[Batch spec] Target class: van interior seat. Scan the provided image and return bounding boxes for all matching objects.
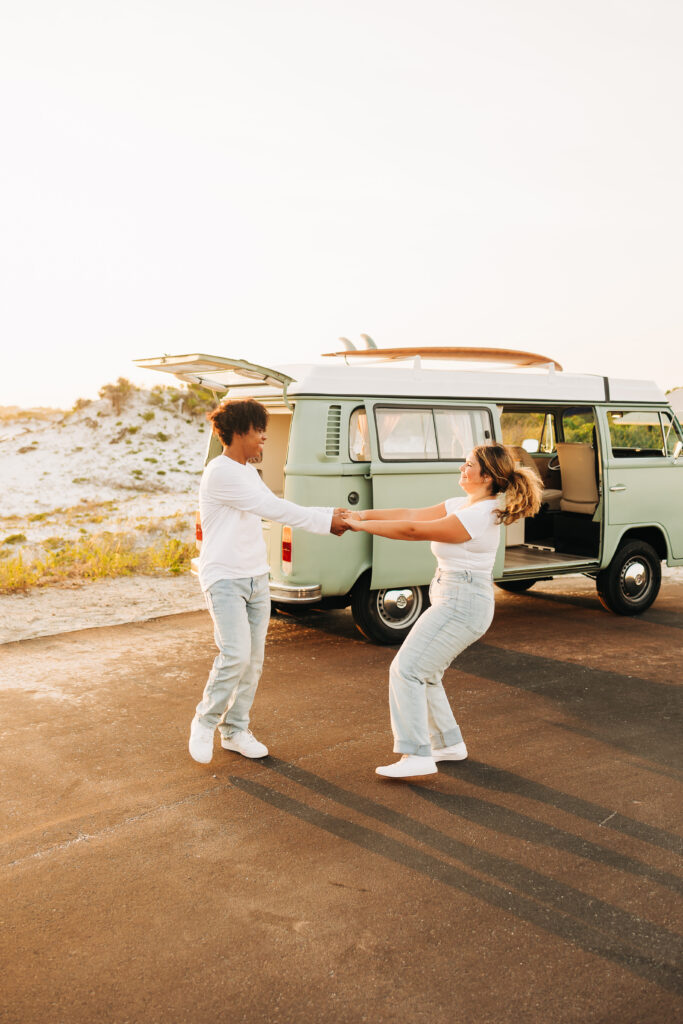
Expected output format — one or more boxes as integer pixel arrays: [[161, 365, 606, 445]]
[[556, 442, 599, 514], [510, 446, 562, 511]]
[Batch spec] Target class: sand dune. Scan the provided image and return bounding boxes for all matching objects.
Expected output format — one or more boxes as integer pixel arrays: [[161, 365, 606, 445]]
[[0, 386, 210, 642]]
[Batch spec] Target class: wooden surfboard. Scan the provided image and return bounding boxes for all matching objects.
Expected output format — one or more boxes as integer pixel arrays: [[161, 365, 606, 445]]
[[321, 345, 563, 371]]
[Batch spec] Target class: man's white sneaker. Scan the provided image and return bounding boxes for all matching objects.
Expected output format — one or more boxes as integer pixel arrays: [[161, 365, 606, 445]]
[[188, 716, 215, 764], [375, 755, 437, 779], [431, 741, 468, 762], [221, 730, 268, 759]]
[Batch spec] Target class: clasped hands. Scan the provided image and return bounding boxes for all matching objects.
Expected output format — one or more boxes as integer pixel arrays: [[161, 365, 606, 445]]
[[330, 508, 364, 536]]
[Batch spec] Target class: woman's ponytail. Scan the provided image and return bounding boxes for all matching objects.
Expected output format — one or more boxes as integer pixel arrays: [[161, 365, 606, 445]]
[[472, 444, 543, 524], [498, 466, 542, 525]]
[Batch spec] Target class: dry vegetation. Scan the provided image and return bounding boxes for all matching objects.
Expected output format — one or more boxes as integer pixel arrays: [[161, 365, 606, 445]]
[[0, 534, 194, 593]]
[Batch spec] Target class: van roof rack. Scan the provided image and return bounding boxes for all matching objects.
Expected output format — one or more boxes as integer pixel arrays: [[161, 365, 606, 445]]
[[321, 345, 563, 371]]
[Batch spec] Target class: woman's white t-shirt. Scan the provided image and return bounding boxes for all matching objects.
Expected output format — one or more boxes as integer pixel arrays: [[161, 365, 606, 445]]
[[430, 496, 501, 574]]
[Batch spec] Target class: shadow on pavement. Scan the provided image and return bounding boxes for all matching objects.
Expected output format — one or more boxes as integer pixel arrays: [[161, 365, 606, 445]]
[[446, 760, 683, 855], [231, 760, 683, 994], [456, 644, 683, 775]]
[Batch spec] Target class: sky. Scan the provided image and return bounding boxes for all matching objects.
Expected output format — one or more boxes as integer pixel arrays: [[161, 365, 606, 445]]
[[1, 0, 682, 409]]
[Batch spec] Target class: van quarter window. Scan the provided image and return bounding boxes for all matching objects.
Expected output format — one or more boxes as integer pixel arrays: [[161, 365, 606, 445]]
[[349, 408, 370, 462], [607, 410, 670, 458], [375, 406, 491, 462]]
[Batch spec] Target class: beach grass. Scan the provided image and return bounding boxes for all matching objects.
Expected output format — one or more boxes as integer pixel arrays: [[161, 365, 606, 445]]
[[0, 534, 194, 593]]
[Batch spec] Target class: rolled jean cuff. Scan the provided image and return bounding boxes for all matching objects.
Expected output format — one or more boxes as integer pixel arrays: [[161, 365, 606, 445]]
[[394, 740, 432, 756], [431, 726, 463, 749]]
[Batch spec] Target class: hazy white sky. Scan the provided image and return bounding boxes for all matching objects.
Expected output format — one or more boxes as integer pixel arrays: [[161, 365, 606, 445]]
[[1, 0, 682, 407]]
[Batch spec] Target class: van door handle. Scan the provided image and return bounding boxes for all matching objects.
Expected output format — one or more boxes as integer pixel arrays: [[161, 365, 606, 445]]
[[609, 484, 627, 492]]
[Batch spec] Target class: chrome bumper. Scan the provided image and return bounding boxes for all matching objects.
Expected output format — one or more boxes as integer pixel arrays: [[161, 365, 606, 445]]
[[269, 581, 322, 604]]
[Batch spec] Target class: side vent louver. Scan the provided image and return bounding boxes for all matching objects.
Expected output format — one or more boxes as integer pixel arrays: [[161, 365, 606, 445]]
[[325, 405, 342, 456]]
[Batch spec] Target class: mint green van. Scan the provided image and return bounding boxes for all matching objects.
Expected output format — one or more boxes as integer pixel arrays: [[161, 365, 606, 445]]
[[136, 348, 683, 644]]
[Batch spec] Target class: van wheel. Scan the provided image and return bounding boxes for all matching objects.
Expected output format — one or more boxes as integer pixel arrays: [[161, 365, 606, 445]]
[[596, 541, 661, 615], [351, 576, 428, 645], [495, 579, 537, 593]]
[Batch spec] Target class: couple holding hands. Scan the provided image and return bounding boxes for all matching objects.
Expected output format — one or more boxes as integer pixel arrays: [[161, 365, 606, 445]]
[[189, 399, 541, 780]]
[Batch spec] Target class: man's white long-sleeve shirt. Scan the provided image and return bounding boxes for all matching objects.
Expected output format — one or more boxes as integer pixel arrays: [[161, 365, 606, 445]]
[[197, 455, 333, 592]]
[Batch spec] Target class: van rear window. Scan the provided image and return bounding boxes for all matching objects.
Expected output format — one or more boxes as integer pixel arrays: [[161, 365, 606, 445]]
[[374, 406, 491, 462]]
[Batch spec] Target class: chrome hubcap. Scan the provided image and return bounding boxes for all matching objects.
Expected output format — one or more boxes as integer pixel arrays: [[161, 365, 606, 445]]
[[377, 588, 422, 627], [621, 559, 649, 598]]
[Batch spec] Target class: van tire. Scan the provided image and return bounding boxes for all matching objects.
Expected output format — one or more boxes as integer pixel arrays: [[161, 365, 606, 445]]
[[351, 576, 428, 645], [495, 579, 537, 593], [596, 541, 661, 615]]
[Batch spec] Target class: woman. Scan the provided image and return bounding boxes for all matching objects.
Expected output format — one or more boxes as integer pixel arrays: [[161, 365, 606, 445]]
[[343, 443, 542, 779]]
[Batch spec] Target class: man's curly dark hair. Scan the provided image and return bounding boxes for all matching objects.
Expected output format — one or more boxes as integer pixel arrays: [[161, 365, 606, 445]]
[[207, 399, 268, 446]]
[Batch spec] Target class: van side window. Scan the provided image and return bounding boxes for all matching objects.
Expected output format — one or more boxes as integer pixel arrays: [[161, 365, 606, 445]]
[[434, 409, 491, 459], [349, 408, 370, 462], [375, 406, 491, 462], [607, 410, 668, 458], [377, 408, 438, 460]]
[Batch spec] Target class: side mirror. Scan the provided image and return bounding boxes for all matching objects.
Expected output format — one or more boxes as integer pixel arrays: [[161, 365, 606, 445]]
[[521, 438, 539, 453], [673, 440, 683, 462]]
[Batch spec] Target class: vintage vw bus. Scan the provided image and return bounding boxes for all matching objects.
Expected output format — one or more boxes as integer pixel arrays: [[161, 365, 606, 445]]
[[135, 344, 683, 644]]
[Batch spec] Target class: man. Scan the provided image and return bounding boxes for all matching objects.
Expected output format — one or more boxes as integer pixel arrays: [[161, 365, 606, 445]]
[[189, 398, 347, 764]]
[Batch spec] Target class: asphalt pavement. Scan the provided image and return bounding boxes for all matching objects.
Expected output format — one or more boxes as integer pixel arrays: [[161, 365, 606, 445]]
[[1, 575, 682, 1024]]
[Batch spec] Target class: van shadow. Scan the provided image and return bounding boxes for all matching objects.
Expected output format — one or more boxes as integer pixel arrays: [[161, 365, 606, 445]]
[[501, 586, 683, 627], [456, 643, 683, 775], [271, 606, 366, 643]]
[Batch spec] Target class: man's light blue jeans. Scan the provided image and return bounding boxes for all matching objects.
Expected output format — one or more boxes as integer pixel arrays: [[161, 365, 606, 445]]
[[195, 574, 271, 739], [388, 570, 495, 756]]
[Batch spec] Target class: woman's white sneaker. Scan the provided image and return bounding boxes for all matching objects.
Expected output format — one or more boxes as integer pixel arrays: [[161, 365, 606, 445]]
[[221, 729, 268, 758], [188, 716, 215, 763], [376, 755, 437, 778], [431, 741, 468, 762]]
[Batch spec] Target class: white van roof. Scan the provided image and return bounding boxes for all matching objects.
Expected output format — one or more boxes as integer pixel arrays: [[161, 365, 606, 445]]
[[287, 364, 665, 404], [133, 353, 666, 405]]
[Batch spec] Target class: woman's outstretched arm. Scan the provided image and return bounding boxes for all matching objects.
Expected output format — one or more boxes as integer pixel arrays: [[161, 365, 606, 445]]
[[350, 502, 447, 523], [343, 512, 471, 544]]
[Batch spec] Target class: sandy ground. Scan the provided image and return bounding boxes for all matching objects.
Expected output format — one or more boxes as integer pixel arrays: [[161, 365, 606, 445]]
[[0, 573, 207, 645]]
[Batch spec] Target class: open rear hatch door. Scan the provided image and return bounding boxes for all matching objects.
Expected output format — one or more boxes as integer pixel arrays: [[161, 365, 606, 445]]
[[133, 353, 295, 396]]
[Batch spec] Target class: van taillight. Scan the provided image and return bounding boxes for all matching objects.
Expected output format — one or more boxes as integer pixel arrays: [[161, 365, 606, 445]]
[[282, 526, 292, 575], [195, 511, 203, 544]]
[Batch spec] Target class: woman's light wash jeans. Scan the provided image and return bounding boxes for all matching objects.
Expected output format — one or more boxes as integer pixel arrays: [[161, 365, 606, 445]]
[[389, 570, 495, 756], [195, 574, 271, 738]]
